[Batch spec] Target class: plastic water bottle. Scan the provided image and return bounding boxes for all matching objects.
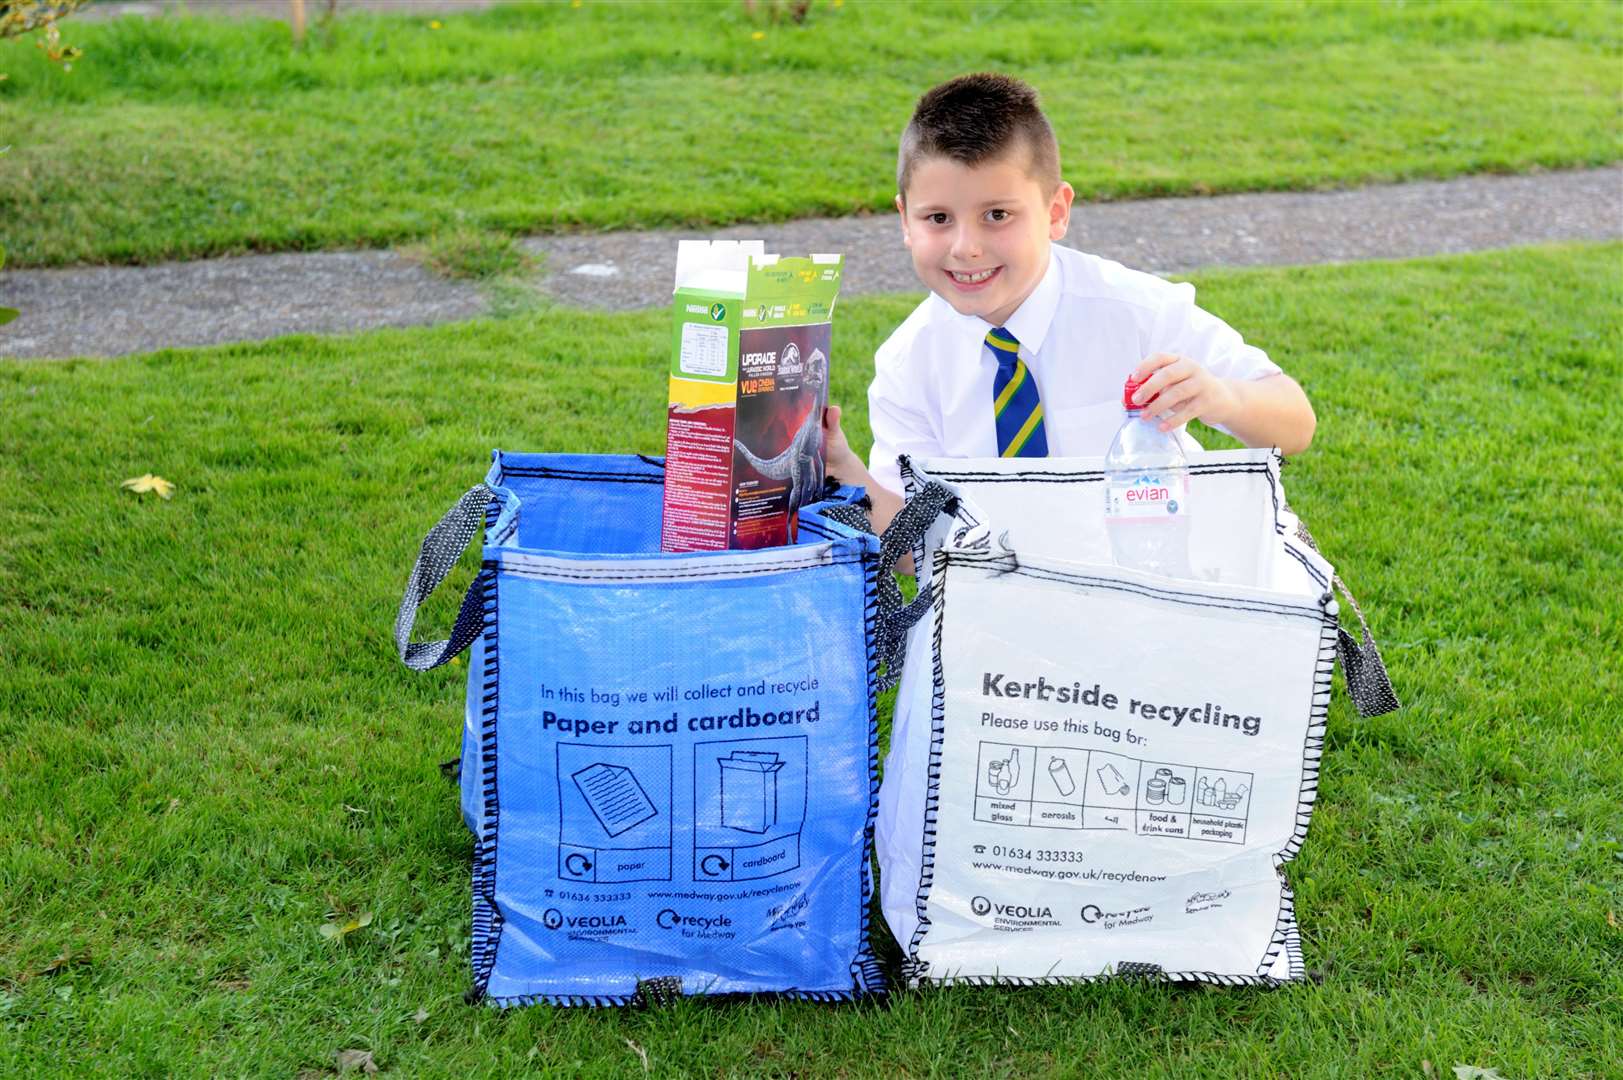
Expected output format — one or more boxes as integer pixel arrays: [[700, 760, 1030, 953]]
[[1103, 374, 1194, 578]]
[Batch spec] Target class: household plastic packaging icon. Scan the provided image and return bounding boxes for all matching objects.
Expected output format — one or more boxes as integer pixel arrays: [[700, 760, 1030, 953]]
[[1198, 776, 1249, 811]]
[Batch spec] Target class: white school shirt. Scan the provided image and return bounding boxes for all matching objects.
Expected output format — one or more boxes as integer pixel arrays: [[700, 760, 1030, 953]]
[[866, 244, 1283, 496]]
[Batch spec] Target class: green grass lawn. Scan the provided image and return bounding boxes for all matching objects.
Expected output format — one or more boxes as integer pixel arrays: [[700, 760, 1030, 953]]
[[0, 0, 1618, 267], [1, 243, 1620, 1075]]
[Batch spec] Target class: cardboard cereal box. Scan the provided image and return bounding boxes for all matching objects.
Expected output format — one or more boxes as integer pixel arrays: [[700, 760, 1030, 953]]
[[661, 241, 843, 552]]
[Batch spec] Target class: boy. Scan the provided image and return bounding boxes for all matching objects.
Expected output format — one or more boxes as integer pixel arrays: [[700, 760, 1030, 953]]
[[822, 73, 1315, 538]]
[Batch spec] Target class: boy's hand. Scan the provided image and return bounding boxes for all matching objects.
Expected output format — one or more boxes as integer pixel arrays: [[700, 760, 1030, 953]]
[[819, 402, 906, 549], [1131, 353, 1241, 433], [821, 404, 864, 483]]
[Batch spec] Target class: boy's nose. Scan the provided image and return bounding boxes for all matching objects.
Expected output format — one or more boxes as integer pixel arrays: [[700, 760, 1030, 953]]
[[949, 226, 982, 261]]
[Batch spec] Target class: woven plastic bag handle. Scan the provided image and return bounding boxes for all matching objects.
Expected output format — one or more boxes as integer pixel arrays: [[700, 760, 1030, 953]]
[[394, 484, 498, 671]]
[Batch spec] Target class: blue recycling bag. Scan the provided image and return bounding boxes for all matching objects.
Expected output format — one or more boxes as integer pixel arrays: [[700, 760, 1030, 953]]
[[395, 452, 886, 1006]]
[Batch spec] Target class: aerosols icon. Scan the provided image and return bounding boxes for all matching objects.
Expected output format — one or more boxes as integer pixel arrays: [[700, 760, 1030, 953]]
[[1048, 757, 1076, 797]]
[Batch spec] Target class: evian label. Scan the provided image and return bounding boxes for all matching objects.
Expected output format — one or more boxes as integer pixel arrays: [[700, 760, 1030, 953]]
[[1105, 472, 1189, 520]]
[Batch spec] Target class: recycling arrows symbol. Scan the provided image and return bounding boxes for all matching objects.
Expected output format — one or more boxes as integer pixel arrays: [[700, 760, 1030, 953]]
[[700, 854, 731, 877], [564, 852, 594, 877]]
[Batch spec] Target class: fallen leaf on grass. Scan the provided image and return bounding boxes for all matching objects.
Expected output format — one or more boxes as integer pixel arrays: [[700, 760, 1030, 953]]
[[624, 1037, 649, 1073], [412, 1007, 429, 1024], [336, 1048, 378, 1074], [9, 948, 90, 985], [120, 474, 175, 499], [1422, 1063, 1434, 1078], [1608, 909, 1617, 929], [318, 911, 374, 941], [1453, 1067, 1506, 1080]]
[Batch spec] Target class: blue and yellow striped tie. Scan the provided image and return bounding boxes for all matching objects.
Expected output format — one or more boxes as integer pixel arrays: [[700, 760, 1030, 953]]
[[987, 327, 1048, 457]]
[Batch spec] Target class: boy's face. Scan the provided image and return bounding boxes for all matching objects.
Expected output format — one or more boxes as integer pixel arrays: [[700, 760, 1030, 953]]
[[897, 150, 1074, 328]]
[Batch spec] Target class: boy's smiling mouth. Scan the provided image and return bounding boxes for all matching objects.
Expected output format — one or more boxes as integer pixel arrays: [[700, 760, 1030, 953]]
[[946, 266, 1002, 287]]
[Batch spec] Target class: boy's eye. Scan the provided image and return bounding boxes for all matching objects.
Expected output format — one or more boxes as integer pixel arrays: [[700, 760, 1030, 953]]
[[986, 209, 1010, 222], [926, 212, 949, 225]]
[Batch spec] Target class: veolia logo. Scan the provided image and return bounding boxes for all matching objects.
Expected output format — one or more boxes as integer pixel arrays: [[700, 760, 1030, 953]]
[[541, 907, 628, 932], [708, 303, 726, 322], [971, 895, 992, 916]]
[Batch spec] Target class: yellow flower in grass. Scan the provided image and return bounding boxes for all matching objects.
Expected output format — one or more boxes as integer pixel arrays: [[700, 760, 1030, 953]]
[[120, 474, 175, 499]]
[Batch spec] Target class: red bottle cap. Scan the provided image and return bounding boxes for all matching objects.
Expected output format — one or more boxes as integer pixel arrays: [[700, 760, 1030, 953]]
[[1123, 374, 1152, 409]]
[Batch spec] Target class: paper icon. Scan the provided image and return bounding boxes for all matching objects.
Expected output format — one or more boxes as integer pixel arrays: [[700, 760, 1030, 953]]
[[572, 762, 658, 837], [719, 750, 786, 834]]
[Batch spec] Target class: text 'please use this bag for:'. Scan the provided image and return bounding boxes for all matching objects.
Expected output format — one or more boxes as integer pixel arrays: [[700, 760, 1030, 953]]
[[395, 452, 892, 1006], [876, 448, 1398, 988]]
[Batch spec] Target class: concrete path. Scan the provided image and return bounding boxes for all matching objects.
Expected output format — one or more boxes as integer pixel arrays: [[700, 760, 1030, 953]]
[[3, 166, 1619, 361]]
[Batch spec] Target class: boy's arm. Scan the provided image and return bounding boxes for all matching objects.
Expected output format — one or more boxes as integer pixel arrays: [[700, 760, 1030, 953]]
[[1131, 355, 1316, 455], [1142, 292, 1315, 454]]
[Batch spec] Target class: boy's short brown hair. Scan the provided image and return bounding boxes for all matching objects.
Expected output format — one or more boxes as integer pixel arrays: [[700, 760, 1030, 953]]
[[897, 73, 1061, 200]]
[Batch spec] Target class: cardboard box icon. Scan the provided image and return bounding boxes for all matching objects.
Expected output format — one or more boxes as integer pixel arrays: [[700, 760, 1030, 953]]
[[661, 240, 843, 552], [718, 750, 786, 834]]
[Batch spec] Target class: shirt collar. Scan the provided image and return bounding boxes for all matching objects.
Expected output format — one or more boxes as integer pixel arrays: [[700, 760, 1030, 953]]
[[982, 248, 1062, 354]]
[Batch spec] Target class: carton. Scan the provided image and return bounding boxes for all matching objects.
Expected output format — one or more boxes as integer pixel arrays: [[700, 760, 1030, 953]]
[[661, 241, 843, 552], [718, 750, 786, 835]]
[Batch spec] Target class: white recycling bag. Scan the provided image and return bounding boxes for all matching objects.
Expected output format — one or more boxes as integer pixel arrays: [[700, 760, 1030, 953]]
[[876, 448, 1397, 987]]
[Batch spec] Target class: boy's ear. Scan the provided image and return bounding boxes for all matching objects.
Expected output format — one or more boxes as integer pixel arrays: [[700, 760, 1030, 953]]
[[895, 194, 912, 248], [1048, 181, 1076, 241]]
